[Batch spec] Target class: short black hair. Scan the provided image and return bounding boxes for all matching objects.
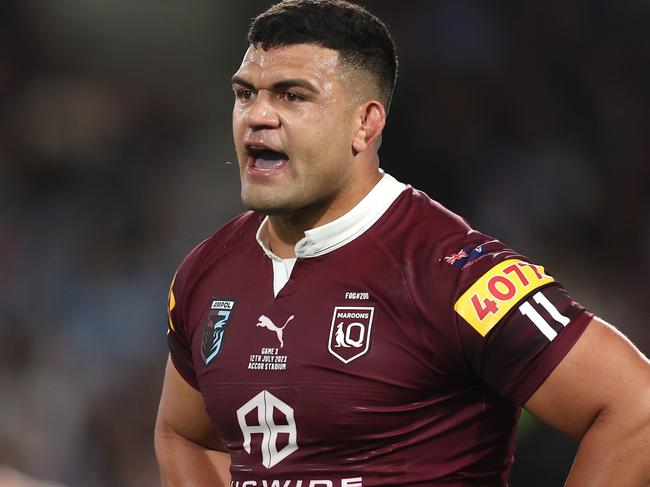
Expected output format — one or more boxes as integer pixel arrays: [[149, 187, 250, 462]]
[[248, 0, 398, 109]]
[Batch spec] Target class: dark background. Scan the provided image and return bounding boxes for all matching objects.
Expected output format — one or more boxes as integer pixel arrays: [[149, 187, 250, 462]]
[[1, 1, 648, 485]]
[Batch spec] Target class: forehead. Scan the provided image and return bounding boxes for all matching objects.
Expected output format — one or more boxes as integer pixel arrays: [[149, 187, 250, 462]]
[[234, 43, 342, 86]]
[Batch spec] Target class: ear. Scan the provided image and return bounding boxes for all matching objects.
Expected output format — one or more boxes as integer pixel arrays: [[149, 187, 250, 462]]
[[352, 101, 386, 154]]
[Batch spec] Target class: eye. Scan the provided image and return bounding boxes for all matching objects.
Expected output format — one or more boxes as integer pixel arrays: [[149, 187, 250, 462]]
[[235, 89, 253, 101], [283, 91, 303, 102]]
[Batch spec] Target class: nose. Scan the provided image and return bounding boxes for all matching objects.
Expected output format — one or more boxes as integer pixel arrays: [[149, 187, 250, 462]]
[[246, 92, 280, 129]]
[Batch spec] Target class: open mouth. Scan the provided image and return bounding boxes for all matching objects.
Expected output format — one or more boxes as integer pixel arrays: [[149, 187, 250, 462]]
[[246, 146, 289, 171]]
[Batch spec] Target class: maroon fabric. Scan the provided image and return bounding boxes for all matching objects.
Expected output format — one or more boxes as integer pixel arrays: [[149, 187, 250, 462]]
[[166, 187, 590, 486]]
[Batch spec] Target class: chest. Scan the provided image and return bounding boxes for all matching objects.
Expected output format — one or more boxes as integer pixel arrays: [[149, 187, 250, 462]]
[[185, 249, 466, 452]]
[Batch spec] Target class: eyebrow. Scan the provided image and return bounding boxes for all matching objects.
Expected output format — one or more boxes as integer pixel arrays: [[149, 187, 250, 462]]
[[230, 75, 321, 95]]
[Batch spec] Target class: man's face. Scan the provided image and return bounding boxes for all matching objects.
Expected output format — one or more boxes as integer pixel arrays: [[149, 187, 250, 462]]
[[232, 43, 361, 216]]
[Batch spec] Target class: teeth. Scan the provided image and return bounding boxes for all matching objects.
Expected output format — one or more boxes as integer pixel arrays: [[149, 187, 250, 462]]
[[247, 147, 287, 159], [248, 146, 272, 157]]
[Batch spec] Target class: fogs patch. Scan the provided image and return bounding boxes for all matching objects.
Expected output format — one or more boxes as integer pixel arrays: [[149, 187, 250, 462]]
[[201, 298, 236, 366], [328, 306, 374, 364]]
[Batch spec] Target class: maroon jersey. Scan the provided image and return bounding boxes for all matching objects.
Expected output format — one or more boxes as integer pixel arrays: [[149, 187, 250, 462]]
[[167, 174, 591, 486]]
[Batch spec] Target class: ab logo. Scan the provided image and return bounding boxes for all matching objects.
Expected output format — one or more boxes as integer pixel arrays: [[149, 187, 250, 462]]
[[236, 390, 298, 468], [328, 306, 374, 364]]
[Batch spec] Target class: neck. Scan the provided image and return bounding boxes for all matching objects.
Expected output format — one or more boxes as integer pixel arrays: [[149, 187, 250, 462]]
[[266, 215, 310, 258], [266, 169, 383, 258]]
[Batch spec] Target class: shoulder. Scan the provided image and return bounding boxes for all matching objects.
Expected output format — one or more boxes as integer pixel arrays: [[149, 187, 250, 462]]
[[171, 210, 263, 302], [389, 186, 472, 233], [375, 185, 533, 311], [377, 186, 510, 268]]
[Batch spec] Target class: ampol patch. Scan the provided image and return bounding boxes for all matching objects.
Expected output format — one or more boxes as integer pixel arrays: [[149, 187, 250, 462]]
[[201, 298, 236, 365]]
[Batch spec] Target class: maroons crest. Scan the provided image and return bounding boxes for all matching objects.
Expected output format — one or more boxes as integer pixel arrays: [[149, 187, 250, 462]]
[[201, 298, 236, 366], [328, 306, 374, 364]]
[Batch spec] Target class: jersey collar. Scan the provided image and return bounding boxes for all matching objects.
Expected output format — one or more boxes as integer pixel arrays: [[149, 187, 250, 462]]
[[256, 171, 406, 259]]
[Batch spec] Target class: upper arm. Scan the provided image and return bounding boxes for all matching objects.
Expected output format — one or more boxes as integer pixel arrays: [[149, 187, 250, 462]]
[[524, 316, 650, 439], [155, 357, 230, 486], [155, 356, 226, 451]]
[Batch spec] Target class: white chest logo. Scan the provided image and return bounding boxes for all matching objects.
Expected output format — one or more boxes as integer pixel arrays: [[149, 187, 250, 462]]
[[328, 306, 374, 364], [237, 390, 298, 468], [256, 314, 294, 348]]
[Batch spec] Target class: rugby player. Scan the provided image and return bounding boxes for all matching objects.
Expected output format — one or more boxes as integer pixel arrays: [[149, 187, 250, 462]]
[[154, 1, 650, 485]]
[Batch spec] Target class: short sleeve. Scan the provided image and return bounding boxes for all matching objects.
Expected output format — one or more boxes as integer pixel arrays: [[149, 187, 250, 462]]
[[165, 242, 208, 391], [448, 238, 592, 405]]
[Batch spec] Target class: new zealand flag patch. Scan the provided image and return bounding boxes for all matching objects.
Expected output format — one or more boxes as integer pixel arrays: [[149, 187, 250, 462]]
[[201, 298, 236, 366]]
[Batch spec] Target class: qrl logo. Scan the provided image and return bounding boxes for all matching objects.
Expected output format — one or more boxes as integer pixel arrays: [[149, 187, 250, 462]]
[[237, 390, 298, 468], [328, 307, 374, 364]]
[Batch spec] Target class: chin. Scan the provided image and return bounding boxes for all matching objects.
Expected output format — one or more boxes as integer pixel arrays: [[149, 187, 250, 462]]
[[241, 194, 290, 215]]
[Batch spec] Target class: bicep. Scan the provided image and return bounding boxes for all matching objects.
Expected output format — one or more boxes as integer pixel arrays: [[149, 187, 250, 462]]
[[155, 356, 230, 486], [524, 316, 650, 440], [156, 355, 226, 451]]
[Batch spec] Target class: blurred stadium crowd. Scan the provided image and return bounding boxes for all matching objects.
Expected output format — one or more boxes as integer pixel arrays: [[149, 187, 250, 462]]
[[0, 1, 648, 486]]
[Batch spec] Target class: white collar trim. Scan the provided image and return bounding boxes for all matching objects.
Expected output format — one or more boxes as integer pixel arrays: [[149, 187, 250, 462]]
[[256, 172, 406, 259]]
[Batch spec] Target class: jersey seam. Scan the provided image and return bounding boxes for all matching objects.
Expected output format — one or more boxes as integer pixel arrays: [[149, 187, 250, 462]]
[[446, 240, 487, 383], [450, 268, 475, 379], [173, 212, 260, 375], [179, 212, 260, 325], [370, 233, 433, 359]]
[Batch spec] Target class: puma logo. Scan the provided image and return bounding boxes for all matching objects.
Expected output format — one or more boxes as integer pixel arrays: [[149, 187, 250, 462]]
[[256, 315, 294, 348]]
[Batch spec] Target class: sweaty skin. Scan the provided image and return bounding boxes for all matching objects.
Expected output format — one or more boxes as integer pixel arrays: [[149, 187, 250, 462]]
[[156, 41, 650, 487], [231, 44, 385, 256], [156, 42, 387, 485]]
